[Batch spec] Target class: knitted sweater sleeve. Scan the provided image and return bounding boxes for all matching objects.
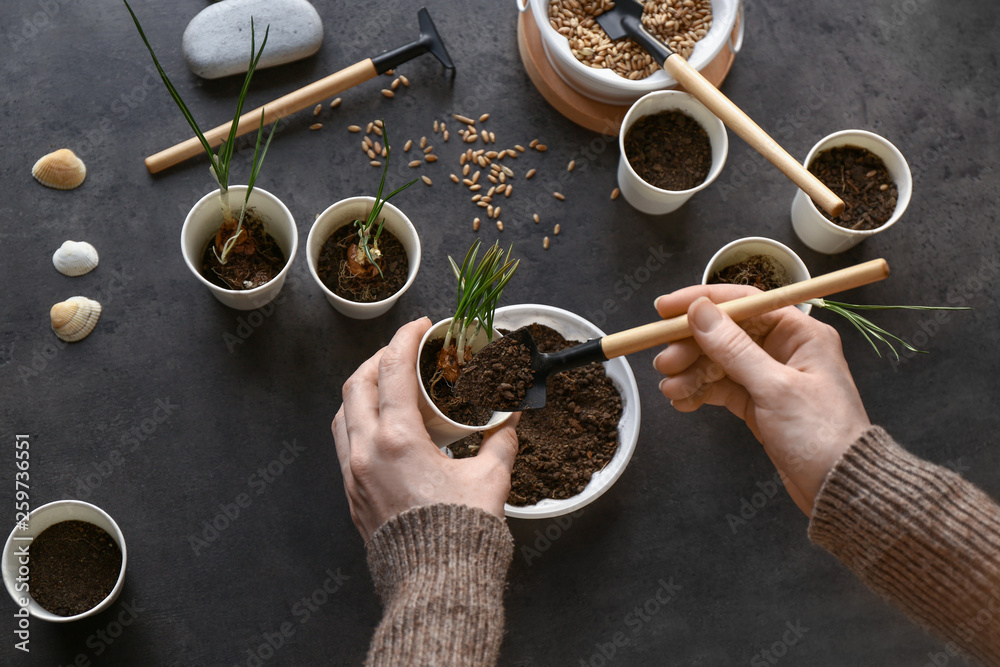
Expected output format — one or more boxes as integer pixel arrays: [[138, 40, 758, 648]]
[[809, 426, 1000, 664], [364, 503, 514, 667]]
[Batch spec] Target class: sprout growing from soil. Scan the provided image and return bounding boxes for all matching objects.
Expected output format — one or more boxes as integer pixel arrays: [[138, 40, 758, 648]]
[[806, 299, 971, 360], [435, 240, 519, 382], [347, 123, 415, 279], [124, 1, 278, 266]]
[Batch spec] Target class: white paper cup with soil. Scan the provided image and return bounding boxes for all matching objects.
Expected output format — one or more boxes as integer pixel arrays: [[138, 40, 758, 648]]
[[703, 236, 813, 315], [417, 318, 514, 448], [3, 500, 126, 622], [791, 130, 912, 254], [181, 186, 298, 311], [307, 197, 420, 319], [447, 304, 641, 519], [618, 90, 728, 215]]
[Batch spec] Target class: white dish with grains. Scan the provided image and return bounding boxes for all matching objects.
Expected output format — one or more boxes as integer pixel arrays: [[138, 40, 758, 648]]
[[519, 0, 743, 105]]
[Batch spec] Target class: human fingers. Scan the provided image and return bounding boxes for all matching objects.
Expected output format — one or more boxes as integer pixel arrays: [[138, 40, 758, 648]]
[[666, 377, 751, 419], [332, 405, 352, 475], [652, 338, 703, 376], [656, 355, 727, 400], [377, 318, 433, 426], [340, 347, 387, 446], [474, 413, 521, 475], [654, 284, 761, 319]]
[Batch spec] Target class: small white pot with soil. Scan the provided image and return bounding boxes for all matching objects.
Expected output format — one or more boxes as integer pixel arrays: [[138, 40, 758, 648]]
[[446, 304, 641, 520], [2, 500, 126, 622], [416, 318, 514, 448], [703, 236, 813, 315], [307, 197, 421, 320], [791, 130, 912, 254], [618, 90, 728, 215], [181, 186, 298, 311]]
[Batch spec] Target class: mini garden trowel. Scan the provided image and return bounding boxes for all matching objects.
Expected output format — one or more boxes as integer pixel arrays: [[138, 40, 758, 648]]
[[460, 259, 890, 410], [595, 0, 844, 217], [145, 7, 454, 173]]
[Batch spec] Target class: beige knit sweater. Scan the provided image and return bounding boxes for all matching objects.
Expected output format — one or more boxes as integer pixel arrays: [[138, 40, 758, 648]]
[[365, 427, 1000, 665]]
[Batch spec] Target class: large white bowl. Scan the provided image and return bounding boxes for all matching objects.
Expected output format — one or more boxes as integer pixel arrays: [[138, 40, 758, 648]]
[[490, 304, 641, 519], [520, 0, 743, 105]]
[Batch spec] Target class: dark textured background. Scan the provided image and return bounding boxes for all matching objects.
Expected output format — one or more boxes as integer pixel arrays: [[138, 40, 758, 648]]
[[1, 0, 998, 665]]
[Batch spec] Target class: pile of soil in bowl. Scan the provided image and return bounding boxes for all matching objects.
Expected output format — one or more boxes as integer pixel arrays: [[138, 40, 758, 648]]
[[420, 337, 493, 427], [809, 145, 898, 230], [200, 207, 286, 290], [708, 254, 791, 292], [455, 331, 535, 412], [451, 323, 623, 506], [316, 225, 408, 303], [30, 520, 122, 617], [623, 110, 712, 191]]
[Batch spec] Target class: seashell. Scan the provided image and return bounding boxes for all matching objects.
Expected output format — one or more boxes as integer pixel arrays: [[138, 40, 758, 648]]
[[52, 240, 99, 277], [50, 296, 102, 343], [32, 149, 87, 190]]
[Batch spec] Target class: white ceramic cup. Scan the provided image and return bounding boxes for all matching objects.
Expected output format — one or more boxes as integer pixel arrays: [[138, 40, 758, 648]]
[[489, 304, 641, 519], [791, 130, 912, 254], [181, 186, 298, 310], [618, 91, 729, 215], [416, 318, 514, 448], [702, 236, 813, 315], [3, 500, 127, 622], [307, 197, 421, 320]]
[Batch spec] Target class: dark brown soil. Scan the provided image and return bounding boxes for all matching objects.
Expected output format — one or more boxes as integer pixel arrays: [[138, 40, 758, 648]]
[[200, 207, 286, 290], [708, 254, 790, 291], [452, 324, 623, 506], [316, 224, 409, 303], [809, 145, 898, 230], [419, 337, 492, 427], [623, 110, 712, 191], [30, 520, 122, 617], [455, 330, 535, 411]]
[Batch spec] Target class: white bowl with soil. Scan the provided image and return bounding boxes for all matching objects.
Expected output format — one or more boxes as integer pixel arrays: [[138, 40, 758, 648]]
[[791, 130, 912, 254], [417, 318, 515, 448], [703, 237, 812, 315], [2, 500, 126, 622], [307, 197, 421, 320], [449, 304, 641, 519], [618, 90, 728, 215], [181, 186, 298, 311], [518, 0, 744, 106]]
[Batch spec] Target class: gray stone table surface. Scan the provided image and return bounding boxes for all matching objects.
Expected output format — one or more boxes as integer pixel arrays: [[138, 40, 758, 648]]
[[1, 0, 998, 665]]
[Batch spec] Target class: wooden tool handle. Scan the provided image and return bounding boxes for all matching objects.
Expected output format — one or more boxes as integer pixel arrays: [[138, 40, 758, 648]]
[[145, 59, 378, 174], [663, 55, 845, 218], [601, 258, 889, 358]]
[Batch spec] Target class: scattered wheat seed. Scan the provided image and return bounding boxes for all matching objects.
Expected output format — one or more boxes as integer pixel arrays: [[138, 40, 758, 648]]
[[464, 134, 477, 143], [367, 149, 377, 159], [450, 174, 460, 183], [363, 136, 373, 149], [423, 145, 434, 154], [313, 104, 322, 116], [381, 89, 395, 98], [453, 113, 476, 125], [373, 126, 383, 137], [497, 220, 504, 231], [399, 74, 409, 87], [472, 194, 482, 202], [470, 184, 482, 192], [422, 175, 432, 186], [309, 122, 323, 130], [879, 183, 889, 191], [529, 139, 539, 148], [366, 122, 373, 133], [477, 201, 489, 208], [374, 141, 383, 154], [404, 139, 413, 152], [543, 236, 550, 250], [487, 186, 496, 197], [408, 160, 422, 168], [479, 113, 490, 122], [374, 119, 384, 128], [526, 168, 537, 179], [536, 144, 548, 152], [472, 171, 481, 184], [460, 154, 468, 166], [391, 78, 400, 90], [481, 196, 492, 203], [611, 187, 621, 200], [463, 164, 470, 176], [370, 160, 382, 167], [553, 191, 565, 200], [478, 156, 488, 168], [554, 224, 561, 235], [381, 148, 387, 157], [515, 144, 526, 152], [499, 173, 506, 184], [493, 206, 501, 218], [433, 120, 440, 133], [348, 125, 362, 133], [504, 184, 513, 197], [463, 178, 474, 186], [567, 160, 576, 171], [501, 165, 514, 177], [533, 213, 540, 223], [488, 175, 498, 184], [489, 131, 496, 143], [486, 151, 499, 159], [384, 69, 394, 76], [473, 218, 481, 231], [487, 205, 494, 217], [330, 97, 342, 108], [506, 149, 518, 158]]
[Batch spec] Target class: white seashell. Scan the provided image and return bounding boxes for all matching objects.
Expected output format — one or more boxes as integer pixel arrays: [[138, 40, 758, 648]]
[[52, 241, 99, 277], [50, 297, 102, 343], [32, 149, 87, 190]]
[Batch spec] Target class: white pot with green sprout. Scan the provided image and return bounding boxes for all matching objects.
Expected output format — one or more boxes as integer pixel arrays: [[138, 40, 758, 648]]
[[307, 123, 419, 319], [125, 2, 297, 310], [416, 240, 519, 448]]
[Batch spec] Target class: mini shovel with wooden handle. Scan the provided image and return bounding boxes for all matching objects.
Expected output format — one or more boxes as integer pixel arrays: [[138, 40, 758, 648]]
[[144, 8, 454, 174], [597, 0, 845, 217], [462, 259, 889, 410]]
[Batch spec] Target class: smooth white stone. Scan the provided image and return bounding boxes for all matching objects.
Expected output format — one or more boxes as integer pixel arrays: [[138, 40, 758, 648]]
[[183, 0, 323, 79]]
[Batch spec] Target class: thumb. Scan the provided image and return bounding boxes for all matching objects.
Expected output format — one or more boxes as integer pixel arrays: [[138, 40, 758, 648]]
[[688, 297, 782, 393], [475, 413, 521, 474]]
